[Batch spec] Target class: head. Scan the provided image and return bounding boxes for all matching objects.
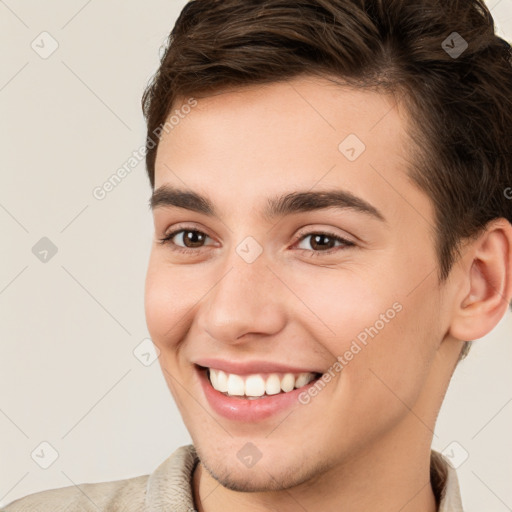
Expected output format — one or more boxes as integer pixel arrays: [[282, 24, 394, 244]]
[[142, 0, 512, 493]]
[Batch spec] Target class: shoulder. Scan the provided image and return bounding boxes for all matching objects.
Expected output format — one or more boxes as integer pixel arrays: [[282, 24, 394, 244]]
[[2, 473, 149, 512], [2, 445, 198, 512]]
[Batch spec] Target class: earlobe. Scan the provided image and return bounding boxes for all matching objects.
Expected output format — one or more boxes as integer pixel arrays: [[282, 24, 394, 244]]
[[450, 219, 512, 342]]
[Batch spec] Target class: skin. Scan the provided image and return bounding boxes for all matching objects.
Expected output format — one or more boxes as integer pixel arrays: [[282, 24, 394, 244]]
[[144, 75, 512, 512]]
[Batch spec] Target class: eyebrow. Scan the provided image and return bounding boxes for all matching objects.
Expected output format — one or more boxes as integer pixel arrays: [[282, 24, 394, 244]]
[[149, 185, 386, 223]]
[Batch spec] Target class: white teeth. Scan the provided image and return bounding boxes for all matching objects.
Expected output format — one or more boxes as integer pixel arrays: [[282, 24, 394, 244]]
[[227, 373, 245, 396], [216, 370, 228, 393], [265, 374, 282, 395], [294, 373, 310, 388], [245, 375, 266, 397], [209, 368, 219, 389], [208, 369, 318, 397], [280, 373, 295, 392]]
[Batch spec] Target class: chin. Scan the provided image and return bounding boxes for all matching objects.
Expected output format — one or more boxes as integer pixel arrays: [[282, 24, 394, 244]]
[[203, 460, 302, 492], [195, 441, 329, 493]]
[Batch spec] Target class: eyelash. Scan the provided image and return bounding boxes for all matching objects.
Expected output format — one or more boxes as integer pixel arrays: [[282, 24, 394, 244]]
[[158, 225, 355, 257]]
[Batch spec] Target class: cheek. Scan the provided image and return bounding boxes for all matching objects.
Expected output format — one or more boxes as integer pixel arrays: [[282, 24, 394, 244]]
[[336, 286, 441, 423], [297, 258, 439, 396], [144, 258, 193, 348], [287, 264, 391, 347]]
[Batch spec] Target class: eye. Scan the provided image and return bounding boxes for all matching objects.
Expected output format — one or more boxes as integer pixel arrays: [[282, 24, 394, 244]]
[[158, 227, 215, 254], [293, 230, 355, 256], [158, 226, 355, 257]]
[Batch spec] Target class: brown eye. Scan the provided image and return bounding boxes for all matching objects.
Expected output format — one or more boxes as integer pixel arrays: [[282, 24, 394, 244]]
[[175, 230, 208, 248], [296, 232, 354, 253], [159, 228, 214, 253], [308, 233, 338, 251]]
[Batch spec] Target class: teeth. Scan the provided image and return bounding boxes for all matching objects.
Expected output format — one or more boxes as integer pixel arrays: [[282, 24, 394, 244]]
[[281, 373, 295, 392], [208, 369, 318, 397], [294, 373, 310, 388], [227, 373, 245, 396], [265, 374, 281, 395], [245, 375, 266, 397], [209, 369, 229, 393], [209, 368, 218, 388], [216, 370, 228, 392]]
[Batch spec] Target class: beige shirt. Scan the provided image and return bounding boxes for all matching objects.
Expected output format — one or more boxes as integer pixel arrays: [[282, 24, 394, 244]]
[[3, 445, 464, 511]]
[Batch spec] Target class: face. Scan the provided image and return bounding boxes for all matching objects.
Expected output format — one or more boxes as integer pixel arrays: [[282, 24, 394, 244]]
[[145, 75, 452, 492]]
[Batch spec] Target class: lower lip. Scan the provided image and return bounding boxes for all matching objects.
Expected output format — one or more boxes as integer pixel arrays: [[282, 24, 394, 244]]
[[197, 367, 320, 422]]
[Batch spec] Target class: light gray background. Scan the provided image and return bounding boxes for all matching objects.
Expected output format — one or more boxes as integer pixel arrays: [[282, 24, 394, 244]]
[[1, 1, 511, 510]]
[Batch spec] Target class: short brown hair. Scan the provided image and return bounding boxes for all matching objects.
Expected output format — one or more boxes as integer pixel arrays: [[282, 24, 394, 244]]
[[141, 0, 512, 358]]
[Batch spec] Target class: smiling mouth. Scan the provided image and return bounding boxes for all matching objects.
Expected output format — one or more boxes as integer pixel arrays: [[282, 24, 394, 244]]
[[200, 366, 323, 399]]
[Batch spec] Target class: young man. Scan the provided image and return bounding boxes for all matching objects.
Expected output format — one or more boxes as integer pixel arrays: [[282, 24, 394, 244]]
[[4, 0, 512, 511]]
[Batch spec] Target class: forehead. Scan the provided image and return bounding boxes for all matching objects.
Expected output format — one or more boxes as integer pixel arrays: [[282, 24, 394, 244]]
[[153, 76, 432, 226]]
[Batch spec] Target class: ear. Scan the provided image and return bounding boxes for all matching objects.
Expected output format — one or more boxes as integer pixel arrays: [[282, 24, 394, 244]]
[[449, 218, 512, 342]]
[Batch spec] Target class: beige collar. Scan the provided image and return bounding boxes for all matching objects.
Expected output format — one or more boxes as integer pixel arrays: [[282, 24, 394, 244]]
[[432, 450, 464, 511]]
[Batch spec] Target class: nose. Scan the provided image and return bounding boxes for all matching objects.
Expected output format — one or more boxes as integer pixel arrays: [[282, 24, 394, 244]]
[[196, 250, 287, 344]]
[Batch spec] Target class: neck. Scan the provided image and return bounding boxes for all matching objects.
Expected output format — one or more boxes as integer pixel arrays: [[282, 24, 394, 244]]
[[192, 422, 438, 512]]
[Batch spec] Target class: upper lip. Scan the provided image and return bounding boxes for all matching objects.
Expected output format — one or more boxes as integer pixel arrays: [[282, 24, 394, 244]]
[[194, 357, 323, 375]]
